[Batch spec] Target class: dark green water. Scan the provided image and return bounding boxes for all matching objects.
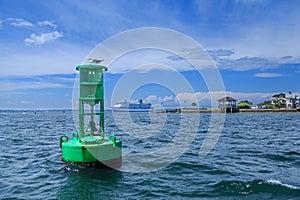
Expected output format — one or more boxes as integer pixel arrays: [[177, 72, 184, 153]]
[[0, 111, 299, 199]]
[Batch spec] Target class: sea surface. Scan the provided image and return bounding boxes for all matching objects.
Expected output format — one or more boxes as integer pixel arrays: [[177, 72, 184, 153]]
[[0, 110, 299, 199]]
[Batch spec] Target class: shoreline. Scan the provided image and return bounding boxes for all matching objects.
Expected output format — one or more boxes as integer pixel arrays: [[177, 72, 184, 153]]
[[239, 108, 299, 113], [155, 108, 300, 113]]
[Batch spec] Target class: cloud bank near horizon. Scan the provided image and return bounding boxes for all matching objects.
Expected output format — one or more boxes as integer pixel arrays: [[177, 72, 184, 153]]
[[144, 91, 300, 108]]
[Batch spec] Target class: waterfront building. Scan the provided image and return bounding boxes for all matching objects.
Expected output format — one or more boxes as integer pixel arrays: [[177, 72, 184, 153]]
[[271, 93, 297, 109], [218, 96, 239, 113]]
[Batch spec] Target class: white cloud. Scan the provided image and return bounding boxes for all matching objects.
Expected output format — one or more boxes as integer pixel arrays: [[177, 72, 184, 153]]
[[206, 49, 282, 71], [0, 43, 90, 76], [104, 49, 196, 74], [205, 49, 300, 72], [210, 91, 275, 104], [6, 18, 34, 27], [2, 18, 58, 29], [197, 2, 300, 62], [144, 91, 283, 107], [0, 80, 66, 92], [254, 73, 284, 78], [20, 101, 33, 104], [234, 0, 267, 4], [24, 31, 63, 46], [145, 95, 174, 104], [208, 49, 235, 57], [37, 20, 57, 28], [132, 64, 175, 73]]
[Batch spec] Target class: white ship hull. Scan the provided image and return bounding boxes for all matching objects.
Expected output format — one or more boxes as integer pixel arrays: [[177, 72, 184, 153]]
[[111, 108, 153, 112], [112, 100, 152, 112]]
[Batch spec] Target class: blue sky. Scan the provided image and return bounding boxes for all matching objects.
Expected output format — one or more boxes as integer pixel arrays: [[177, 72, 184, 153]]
[[0, 0, 300, 109]]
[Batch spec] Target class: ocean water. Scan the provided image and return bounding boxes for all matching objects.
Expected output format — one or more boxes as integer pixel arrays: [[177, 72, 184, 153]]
[[0, 110, 299, 199]]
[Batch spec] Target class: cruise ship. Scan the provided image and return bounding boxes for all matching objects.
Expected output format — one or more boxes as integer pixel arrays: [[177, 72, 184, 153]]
[[112, 100, 152, 112]]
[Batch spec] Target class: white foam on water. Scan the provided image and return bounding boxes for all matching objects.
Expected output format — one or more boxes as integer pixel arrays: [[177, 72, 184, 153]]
[[266, 179, 298, 190], [65, 166, 71, 171]]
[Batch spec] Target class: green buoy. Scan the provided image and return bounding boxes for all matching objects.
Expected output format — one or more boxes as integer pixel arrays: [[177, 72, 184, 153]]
[[60, 63, 122, 168]]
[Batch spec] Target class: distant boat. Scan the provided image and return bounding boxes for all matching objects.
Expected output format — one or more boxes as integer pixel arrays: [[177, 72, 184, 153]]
[[112, 99, 152, 112]]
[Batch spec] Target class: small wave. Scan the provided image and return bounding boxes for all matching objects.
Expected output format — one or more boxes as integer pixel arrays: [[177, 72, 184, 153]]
[[168, 161, 235, 177], [211, 179, 300, 197], [65, 166, 71, 171], [64, 166, 79, 172], [263, 153, 295, 162], [266, 179, 298, 190], [286, 151, 300, 156], [236, 149, 263, 154]]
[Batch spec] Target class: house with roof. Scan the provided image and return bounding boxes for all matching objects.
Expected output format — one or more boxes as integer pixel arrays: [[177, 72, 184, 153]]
[[271, 93, 298, 109]]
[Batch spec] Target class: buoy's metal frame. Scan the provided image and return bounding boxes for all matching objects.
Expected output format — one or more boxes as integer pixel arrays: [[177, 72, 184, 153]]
[[60, 64, 122, 168]]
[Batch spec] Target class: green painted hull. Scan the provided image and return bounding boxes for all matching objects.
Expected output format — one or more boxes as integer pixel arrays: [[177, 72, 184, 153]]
[[61, 135, 122, 168]]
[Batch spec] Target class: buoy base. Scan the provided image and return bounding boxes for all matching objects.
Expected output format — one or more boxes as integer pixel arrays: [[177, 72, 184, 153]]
[[60, 133, 122, 169]]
